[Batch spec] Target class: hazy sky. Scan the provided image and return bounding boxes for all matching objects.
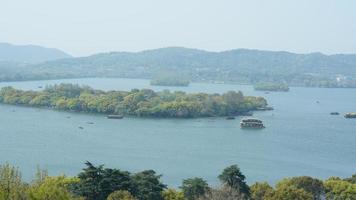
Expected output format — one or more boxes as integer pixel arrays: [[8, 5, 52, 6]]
[[1, 0, 356, 56]]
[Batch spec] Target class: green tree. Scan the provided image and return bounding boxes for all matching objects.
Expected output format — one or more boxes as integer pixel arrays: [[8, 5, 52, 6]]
[[131, 170, 166, 200], [75, 162, 133, 200], [107, 190, 136, 200], [218, 165, 250, 197], [276, 176, 324, 200], [250, 182, 274, 200], [344, 174, 356, 184], [181, 178, 210, 200], [28, 176, 81, 200], [266, 185, 313, 200], [198, 186, 245, 200], [0, 163, 27, 200], [324, 178, 356, 200], [162, 188, 186, 200]]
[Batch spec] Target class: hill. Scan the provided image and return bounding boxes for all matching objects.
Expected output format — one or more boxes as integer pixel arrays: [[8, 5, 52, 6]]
[[2, 47, 356, 87], [0, 42, 71, 63]]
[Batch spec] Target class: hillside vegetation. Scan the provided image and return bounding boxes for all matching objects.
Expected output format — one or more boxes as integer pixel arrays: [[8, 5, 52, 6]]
[[1, 47, 356, 87]]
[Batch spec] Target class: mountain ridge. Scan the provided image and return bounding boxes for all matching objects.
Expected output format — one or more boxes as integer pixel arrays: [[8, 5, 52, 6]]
[[1, 46, 356, 87], [0, 42, 72, 63]]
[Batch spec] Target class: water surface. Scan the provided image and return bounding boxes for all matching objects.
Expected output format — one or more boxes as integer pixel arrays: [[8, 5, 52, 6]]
[[0, 78, 355, 187]]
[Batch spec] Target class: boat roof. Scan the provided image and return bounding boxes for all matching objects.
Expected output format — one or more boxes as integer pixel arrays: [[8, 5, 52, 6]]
[[241, 117, 261, 120]]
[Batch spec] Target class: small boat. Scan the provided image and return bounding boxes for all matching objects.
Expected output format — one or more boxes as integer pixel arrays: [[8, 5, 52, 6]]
[[107, 115, 124, 119], [240, 118, 265, 129], [344, 113, 356, 118], [78, 126, 84, 129], [38, 86, 43, 89], [330, 112, 340, 115], [226, 116, 235, 120]]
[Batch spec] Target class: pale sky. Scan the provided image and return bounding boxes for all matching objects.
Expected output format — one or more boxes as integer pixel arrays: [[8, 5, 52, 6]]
[[1, 0, 356, 56]]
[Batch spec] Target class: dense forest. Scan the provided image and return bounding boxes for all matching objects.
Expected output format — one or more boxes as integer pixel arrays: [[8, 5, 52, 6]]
[[0, 162, 355, 200], [0, 84, 267, 118], [254, 83, 289, 92], [1, 47, 356, 88]]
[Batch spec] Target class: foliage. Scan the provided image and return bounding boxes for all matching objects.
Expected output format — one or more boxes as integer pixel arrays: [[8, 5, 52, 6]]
[[28, 176, 81, 200], [0, 162, 355, 200], [131, 170, 166, 200], [218, 165, 250, 198], [265, 185, 313, 200], [250, 182, 274, 200], [344, 174, 356, 184], [276, 176, 324, 200], [0, 84, 268, 118], [181, 178, 210, 200], [0, 163, 27, 200], [107, 190, 136, 200], [324, 177, 356, 200], [75, 162, 133, 200], [198, 186, 245, 200], [162, 188, 186, 200]]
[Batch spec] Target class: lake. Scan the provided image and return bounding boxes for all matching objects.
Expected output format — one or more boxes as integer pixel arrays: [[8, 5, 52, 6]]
[[0, 78, 355, 187]]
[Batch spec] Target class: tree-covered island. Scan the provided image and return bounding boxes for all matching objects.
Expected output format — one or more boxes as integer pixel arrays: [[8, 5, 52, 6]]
[[254, 82, 290, 92], [150, 77, 190, 87], [0, 84, 268, 118]]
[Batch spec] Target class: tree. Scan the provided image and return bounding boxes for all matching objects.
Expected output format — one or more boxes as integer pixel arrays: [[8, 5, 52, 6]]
[[131, 170, 166, 200], [265, 185, 313, 200], [28, 176, 81, 200], [75, 162, 133, 200], [344, 174, 356, 184], [324, 178, 356, 200], [33, 166, 49, 185], [198, 186, 245, 200], [181, 178, 210, 200], [218, 165, 250, 197], [276, 176, 324, 200], [162, 188, 186, 200], [107, 190, 136, 200], [0, 163, 27, 200], [222, 91, 244, 114], [250, 182, 274, 200]]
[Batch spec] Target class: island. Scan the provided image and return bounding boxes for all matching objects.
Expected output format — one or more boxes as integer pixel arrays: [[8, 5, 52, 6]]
[[0, 83, 268, 118], [150, 77, 190, 87], [254, 82, 290, 92]]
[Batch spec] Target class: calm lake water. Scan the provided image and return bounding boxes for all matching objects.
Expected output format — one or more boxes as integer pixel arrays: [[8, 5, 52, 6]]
[[0, 78, 356, 187]]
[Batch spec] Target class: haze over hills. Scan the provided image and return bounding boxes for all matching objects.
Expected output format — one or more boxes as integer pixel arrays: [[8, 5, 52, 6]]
[[1, 45, 356, 87], [0, 42, 71, 63]]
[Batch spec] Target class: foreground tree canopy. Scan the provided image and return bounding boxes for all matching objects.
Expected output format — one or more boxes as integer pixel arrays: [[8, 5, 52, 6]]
[[0, 84, 268, 118], [1, 162, 355, 200]]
